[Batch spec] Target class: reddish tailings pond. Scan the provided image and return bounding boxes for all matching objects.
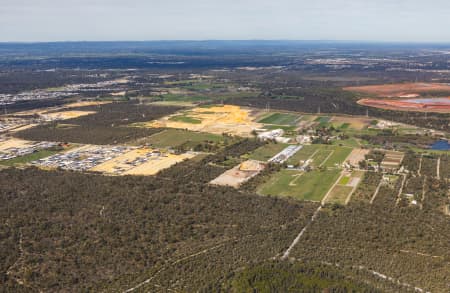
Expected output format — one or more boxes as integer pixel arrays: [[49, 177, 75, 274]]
[[358, 97, 450, 113]]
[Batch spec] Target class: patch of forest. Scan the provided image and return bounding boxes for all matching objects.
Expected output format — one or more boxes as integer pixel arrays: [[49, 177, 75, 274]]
[[291, 181, 450, 292], [218, 260, 406, 292], [0, 167, 318, 292], [14, 101, 182, 145]]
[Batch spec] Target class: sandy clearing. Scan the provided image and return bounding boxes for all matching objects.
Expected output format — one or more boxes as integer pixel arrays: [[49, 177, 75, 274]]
[[147, 105, 263, 137], [0, 138, 34, 152], [346, 148, 370, 167], [123, 153, 195, 176], [42, 110, 96, 120]]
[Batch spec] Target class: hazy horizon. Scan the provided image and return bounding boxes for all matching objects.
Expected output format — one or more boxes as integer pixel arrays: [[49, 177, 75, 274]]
[[2, 0, 450, 43]]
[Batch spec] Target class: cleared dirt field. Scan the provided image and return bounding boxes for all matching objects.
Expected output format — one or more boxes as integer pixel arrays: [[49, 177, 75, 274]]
[[344, 82, 450, 97], [346, 148, 370, 167], [358, 97, 450, 113], [42, 110, 97, 120], [87, 147, 197, 176], [210, 160, 266, 188], [147, 105, 262, 137], [0, 138, 33, 152], [62, 101, 111, 108], [123, 152, 196, 176]]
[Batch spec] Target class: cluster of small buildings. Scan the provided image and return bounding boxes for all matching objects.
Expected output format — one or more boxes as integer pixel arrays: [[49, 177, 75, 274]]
[[0, 78, 129, 106], [0, 90, 74, 106], [257, 129, 291, 143], [0, 141, 58, 161], [32, 145, 131, 171]]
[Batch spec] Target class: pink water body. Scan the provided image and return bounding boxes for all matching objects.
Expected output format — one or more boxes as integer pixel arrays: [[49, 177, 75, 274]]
[[405, 98, 450, 105]]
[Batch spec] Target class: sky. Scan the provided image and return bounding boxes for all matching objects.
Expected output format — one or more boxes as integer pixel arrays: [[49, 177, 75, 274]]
[[1, 0, 450, 42]]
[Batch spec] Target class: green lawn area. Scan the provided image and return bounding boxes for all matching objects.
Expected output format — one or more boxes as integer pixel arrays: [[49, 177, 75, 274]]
[[339, 176, 350, 185], [314, 116, 331, 123], [258, 113, 300, 125], [169, 114, 202, 124], [247, 143, 288, 161], [322, 146, 353, 168], [263, 124, 297, 132], [285, 144, 352, 168], [286, 145, 320, 165], [310, 147, 334, 167], [258, 169, 341, 201], [144, 129, 224, 148], [332, 138, 361, 148], [0, 149, 60, 167]]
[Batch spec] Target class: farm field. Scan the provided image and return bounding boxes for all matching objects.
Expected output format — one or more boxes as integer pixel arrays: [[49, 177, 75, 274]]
[[286, 145, 320, 165], [247, 143, 289, 161], [325, 170, 364, 205], [331, 116, 371, 130], [258, 169, 341, 201], [258, 112, 301, 125], [137, 129, 224, 148], [287, 144, 352, 168]]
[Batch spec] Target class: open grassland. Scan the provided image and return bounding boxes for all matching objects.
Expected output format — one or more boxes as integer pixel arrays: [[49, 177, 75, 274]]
[[247, 143, 289, 161], [258, 169, 341, 201], [0, 149, 60, 167], [258, 112, 301, 125], [331, 116, 371, 130], [138, 129, 224, 148]]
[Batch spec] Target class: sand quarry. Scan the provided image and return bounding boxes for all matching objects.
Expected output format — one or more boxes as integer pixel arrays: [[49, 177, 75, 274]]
[[344, 82, 450, 98], [148, 105, 263, 137]]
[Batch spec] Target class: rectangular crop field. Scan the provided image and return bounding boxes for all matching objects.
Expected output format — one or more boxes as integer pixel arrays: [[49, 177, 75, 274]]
[[258, 169, 341, 201], [258, 112, 301, 125]]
